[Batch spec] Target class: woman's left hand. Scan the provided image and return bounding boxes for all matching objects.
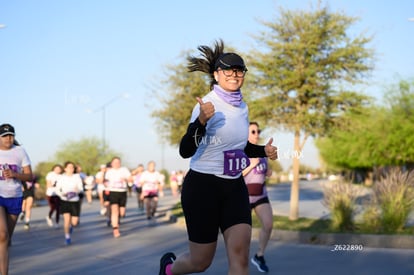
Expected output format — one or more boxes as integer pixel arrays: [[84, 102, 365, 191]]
[[264, 138, 278, 160]]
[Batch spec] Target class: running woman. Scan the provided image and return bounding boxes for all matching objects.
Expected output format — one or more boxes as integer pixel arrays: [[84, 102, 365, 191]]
[[105, 157, 131, 238], [242, 122, 274, 273], [131, 164, 145, 211], [21, 174, 38, 230], [55, 161, 84, 245], [95, 164, 108, 215], [138, 161, 162, 224], [45, 164, 63, 228], [0, 123, 33, 275], [158, 40, 278, 275]]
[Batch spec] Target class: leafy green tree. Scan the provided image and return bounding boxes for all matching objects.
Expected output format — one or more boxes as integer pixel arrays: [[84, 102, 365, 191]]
[[53, 137, 121, 175], [317, 78, 414, 169], [382, 79, 414, 165], [316, 108, 382, 169], [246, 5, 374, 220]]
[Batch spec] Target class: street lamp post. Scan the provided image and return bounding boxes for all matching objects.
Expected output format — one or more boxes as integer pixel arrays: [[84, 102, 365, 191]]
[[94, 93, 129, 156]]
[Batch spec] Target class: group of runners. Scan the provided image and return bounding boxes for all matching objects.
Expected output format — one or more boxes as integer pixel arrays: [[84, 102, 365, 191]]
[[1, 40, 278, 275]]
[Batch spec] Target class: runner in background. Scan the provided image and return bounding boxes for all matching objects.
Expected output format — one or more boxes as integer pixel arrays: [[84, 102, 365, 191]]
[[139, 161, 162, 225], [83, 175, 96, 204], [45, 164, 63, 228], [0, 123, 33, 275], [131, 164, 145, 211], [105, 157, 131, 238], [242, 122, 274, 273], [55, 161, 84, 245], [21, 174, 38, 230], [95, 164, 107, 216], [169, 171, 179, 198]]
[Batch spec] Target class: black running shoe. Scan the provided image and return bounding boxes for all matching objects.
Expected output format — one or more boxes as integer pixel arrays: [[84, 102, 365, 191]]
[[251, 254, 269, 273], [158, 252, 176, 275]]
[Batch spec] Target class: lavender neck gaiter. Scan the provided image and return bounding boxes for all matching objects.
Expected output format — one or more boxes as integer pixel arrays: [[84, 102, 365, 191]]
[[213, 84, 243, 107]]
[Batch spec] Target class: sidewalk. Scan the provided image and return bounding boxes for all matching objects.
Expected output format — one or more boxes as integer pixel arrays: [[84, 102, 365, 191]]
[[10, 190, 414, 275]]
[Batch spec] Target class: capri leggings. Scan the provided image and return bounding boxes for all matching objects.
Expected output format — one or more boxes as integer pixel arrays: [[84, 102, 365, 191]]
[[181, 169, 251, 244]]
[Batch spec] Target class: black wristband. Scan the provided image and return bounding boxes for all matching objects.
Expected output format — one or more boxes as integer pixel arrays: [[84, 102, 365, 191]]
[[244, 141, 266, 158]]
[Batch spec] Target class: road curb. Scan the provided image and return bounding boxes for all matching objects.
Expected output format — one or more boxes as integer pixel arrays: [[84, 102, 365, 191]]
[[172, 216, 414, 249], [261, 229, 414, 249]]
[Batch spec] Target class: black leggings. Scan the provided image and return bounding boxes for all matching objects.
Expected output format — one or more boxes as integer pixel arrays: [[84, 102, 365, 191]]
[[47, 195, 60, 224]]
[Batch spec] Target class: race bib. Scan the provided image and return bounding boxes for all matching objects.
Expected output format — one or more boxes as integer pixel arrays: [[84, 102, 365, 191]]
[[66, 192, 77, 200], [223, 149, 250, 176], [142, 182, 157, 193], [254, 159, 267, 175], [112, 181, 125, 189]]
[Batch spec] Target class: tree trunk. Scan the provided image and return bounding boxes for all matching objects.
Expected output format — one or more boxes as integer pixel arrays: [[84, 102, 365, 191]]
[[289, 131, 301, 220]]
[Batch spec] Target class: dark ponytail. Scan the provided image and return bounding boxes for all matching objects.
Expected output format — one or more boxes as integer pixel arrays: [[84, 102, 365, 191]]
[[187, 39, 224, 89]]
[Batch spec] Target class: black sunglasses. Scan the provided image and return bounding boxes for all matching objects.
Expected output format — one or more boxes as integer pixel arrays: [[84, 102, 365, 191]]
[[251, 129, 261, 135]]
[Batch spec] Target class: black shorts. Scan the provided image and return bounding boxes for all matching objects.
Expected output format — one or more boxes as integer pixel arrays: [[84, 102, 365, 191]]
[[250, 196, 270, 209], [143, 193, 158, 199], [23, 189, 35, 199], [181, 169, 251, 244], [60, 200, 81, 217], [109, 191, 127, 207]]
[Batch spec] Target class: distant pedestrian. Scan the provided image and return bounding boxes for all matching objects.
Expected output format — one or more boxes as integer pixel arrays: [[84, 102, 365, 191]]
[[83, 175, 95, 204], [55, 161, 84, 245], [242, 122, 274, 273], [105, 157, 131, 238], [102, 162, 112, 226], [95, 164, 108, 215], [169, 171, 179, 197], [75, 165, 86, 203], [158, 173, 165, 198], [21, 174, 38, 230], [127, 176, 134, 198], [131, 164, 145, 211], [0, 123, 33, 275], [139, 161, 162, 224], [45, 164, 63, 228], [176, 170, 184, 193], [158, 40, 278, 275]]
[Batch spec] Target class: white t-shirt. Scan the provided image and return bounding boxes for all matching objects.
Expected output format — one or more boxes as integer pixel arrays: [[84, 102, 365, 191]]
[[55, 173, 84, 202], [95, 170, 106, 192], [139, 170, 162, 194], [105, 167, 131, 192], [95, 171, 104, 183], [46, 171, 60, 196], [0, 145, 31, 198], [189, 90, 249, 178], [84, 175, 95, 190]]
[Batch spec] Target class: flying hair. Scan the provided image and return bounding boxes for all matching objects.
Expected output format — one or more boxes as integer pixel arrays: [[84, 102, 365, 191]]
[[187, 39, 224, 88]]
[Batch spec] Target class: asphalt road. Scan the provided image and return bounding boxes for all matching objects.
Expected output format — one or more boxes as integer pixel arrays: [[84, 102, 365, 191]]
[[9, 182, 414, 275]]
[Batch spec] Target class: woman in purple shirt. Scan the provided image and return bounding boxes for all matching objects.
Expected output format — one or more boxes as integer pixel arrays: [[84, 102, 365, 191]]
[[242, 122, 274, 273]]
